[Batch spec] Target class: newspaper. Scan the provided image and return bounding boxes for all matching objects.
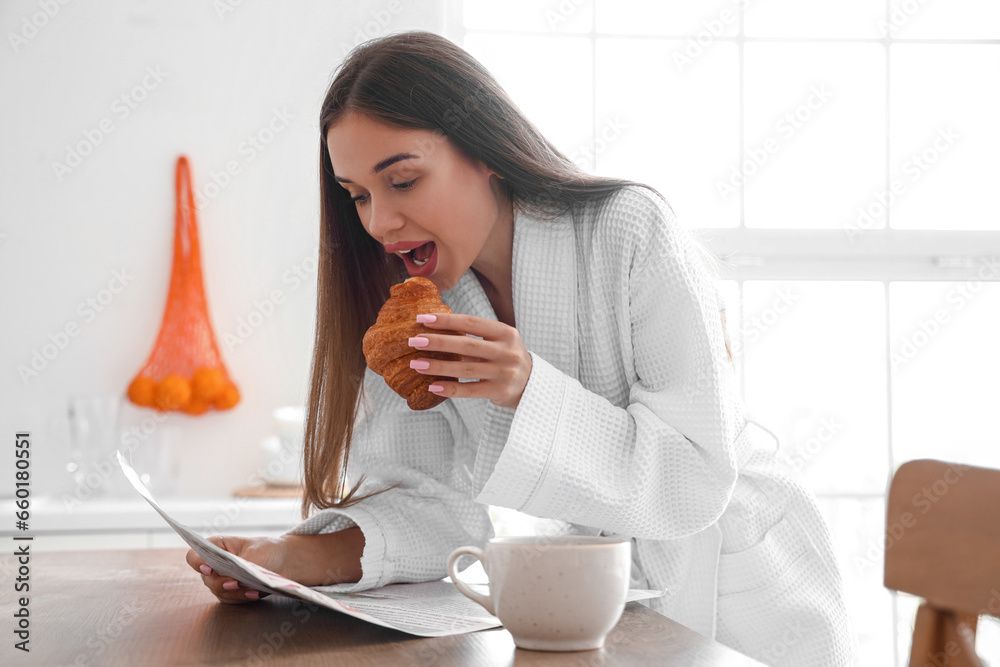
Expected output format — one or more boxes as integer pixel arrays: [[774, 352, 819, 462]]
[[116, 450, 667, 637]]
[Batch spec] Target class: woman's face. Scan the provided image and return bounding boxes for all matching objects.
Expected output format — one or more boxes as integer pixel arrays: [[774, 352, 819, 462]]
[[326, 111, 507, 292]]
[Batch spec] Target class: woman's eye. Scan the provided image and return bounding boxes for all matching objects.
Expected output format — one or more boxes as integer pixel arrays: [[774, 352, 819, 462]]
[[350, 179, 416, 207]]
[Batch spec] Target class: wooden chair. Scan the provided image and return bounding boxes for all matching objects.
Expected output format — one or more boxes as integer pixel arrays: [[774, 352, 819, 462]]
[[884, 459, 1000, 667]]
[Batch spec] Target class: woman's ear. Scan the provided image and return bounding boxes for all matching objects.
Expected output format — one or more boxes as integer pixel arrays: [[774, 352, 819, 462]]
[[473, 156, 503, 181]]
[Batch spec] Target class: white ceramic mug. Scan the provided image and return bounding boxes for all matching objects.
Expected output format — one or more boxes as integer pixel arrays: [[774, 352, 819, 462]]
[[446, 535, 631, 651]]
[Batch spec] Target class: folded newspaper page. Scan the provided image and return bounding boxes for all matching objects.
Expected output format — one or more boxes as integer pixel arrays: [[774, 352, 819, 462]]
[[116, 450, 667, 637]]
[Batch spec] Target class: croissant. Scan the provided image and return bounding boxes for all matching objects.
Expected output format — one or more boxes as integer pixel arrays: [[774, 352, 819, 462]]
[[362, 277, 464, 410]]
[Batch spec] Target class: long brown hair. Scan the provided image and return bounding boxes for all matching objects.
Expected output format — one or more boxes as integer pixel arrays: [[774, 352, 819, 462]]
[[301, 30, 733, 519]]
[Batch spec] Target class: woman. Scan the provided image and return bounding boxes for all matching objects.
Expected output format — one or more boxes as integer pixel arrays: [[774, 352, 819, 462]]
[[188, 30, 859, 666]]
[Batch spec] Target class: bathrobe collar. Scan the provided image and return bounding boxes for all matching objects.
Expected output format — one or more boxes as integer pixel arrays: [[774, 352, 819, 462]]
[[440, 203, 579, 429]]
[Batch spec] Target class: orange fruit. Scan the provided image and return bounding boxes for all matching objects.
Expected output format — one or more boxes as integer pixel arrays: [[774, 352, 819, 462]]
[[128, 377, 156, 407], [191, 367, 225, 401], [213, 382, 240, 410], [155, 374, 191, 411], [182, 397, 210, 416]]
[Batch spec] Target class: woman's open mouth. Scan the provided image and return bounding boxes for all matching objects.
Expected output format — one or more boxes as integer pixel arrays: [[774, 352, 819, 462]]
[[399, 241, 438, 277]]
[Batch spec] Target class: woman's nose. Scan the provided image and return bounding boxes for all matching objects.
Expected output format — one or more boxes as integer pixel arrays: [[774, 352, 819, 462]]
[[366, 201, 404, 239]]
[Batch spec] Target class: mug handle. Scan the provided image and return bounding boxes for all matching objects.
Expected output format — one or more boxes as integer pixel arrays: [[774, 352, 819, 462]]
[[446, 546, 493, 615]]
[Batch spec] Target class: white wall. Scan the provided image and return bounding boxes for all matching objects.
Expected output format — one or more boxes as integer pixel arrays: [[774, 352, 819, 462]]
[[0, 0, 449, 499]]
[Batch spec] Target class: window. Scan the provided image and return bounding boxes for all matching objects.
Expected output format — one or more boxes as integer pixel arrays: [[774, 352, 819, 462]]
[[446, 1, 1000, 664]]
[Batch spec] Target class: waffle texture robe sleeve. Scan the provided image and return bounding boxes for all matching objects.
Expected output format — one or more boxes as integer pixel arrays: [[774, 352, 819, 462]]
[[281, 366, 494, 593], [475, 193, 745, 540]]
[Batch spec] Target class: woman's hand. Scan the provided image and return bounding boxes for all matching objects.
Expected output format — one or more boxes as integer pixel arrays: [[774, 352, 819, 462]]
[[186, 529, 366, 604], [408, 312, 532, 410], [185, 535, 284, 604]]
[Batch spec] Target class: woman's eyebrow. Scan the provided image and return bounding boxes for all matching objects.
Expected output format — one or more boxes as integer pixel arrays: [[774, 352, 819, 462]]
[[335, 153, 418, 184]]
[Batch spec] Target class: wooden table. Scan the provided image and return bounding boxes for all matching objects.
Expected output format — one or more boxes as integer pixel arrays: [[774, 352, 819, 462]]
[[2, 548, 765, 666]]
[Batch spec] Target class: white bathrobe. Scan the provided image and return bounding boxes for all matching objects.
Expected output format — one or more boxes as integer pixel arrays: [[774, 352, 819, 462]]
[[285, 185, 860, 666]]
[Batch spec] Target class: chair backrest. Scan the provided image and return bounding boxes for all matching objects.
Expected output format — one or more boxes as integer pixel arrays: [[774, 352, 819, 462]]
[[884, 458, 1000, 618]]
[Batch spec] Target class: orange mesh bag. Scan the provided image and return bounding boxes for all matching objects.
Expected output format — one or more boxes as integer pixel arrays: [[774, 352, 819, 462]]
[[127, 155, 240, 415]]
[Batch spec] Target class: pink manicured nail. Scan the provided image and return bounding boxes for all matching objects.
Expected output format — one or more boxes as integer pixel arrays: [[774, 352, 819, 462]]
[[223, 580, 239, 590], [199, 564, 212, 576], [416, 314, 437, 323], [245, 591, 260, 600], [408, 336, 429, 347], [410, 359, 430, 370], [428, 384, 444, 393]]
